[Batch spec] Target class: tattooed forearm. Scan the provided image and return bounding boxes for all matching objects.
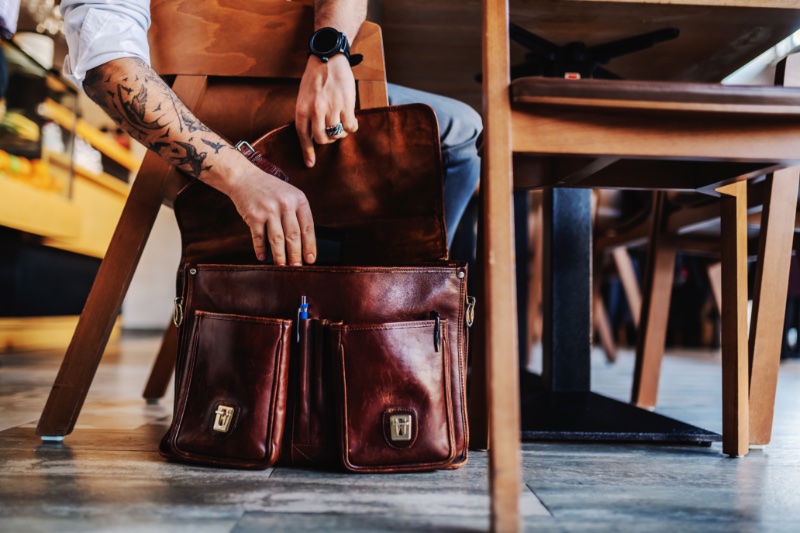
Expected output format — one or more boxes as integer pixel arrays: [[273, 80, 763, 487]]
[[201, 139, 225, 154], [83, 57, 227, 179], [116, 83, 167, 136], [172, 141, 211, 176]]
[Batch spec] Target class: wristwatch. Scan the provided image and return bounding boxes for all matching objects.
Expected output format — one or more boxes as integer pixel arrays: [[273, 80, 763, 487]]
[[307, 27, 364, 67]]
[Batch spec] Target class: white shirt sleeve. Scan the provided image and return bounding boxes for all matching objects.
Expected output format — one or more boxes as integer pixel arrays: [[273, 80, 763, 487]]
[[60, 0, 152, 88]]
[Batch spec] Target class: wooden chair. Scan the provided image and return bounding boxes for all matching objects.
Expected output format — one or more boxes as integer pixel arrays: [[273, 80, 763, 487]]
[[35, 0, 389, 439], [596, 55, 800, 448], [595, 87, 800, 448], [479, 0, 800, 529]]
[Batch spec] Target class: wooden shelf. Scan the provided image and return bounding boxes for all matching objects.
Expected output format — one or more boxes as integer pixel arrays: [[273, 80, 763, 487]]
[[40, 98, 141, 173], [42, 169, 129, 259], [46, 150, 130, 196], [0, 178, 80, 239]]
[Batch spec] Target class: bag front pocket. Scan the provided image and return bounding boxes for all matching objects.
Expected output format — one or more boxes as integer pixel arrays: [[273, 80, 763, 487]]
[[166, 311, 292, 469], [332, 319, 456, 473], [281, 318, 335, 466]]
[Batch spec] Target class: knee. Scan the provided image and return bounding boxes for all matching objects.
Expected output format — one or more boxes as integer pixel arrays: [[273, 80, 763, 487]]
[[439, 101, 483, 153]]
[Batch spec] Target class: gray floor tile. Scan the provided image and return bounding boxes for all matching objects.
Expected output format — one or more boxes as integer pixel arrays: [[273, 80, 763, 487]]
[[2, 336, 800, 532]]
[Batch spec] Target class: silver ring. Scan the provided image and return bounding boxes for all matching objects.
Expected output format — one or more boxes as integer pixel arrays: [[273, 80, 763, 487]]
[[325, 123, 344, 137]]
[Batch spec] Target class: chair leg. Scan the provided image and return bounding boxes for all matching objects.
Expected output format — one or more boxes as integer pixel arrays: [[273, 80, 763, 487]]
[[142, 321, 179, 403], [612, 247, 642, 329], [718, 180, 750, 458], [706, 261, 722, 315], [527, 200, 544, 356], [593, 254, 617, 362], [36, 154, 177, 437], [36, 75, 208, 439], [749, 168, 800, 447], [631, 193, 676, 409]]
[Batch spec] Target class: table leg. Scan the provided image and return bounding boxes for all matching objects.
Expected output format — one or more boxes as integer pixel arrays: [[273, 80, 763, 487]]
[[542, 188, 592, 390], [520, 188, 719, 444], [718, 181, 750, 458]]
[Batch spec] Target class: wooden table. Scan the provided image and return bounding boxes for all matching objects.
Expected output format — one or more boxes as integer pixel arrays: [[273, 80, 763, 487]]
[[382, 0, 800, 108], [385, 1, 800, 531]]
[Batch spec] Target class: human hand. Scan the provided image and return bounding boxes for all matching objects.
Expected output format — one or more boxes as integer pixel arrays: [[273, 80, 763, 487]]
[[295, 54, 358, 168], [226, 167, 317, 266]]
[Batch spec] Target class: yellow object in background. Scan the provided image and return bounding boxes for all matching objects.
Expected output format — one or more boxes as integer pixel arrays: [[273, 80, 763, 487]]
[[2, 111, 40, 142], [0, 149, 62, 194]]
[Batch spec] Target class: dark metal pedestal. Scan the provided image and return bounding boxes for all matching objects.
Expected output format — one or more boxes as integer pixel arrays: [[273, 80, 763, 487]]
[[520, 372, 720, 444], [521, 188, 720, 445]]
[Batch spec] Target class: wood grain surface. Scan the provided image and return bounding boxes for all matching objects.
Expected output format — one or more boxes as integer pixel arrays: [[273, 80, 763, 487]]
[[381, 0, 800, 110], [482, 0, 522, 530]]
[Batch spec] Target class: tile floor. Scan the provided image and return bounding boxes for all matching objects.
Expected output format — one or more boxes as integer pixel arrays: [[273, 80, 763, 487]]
[[1, 335, 799, 532]]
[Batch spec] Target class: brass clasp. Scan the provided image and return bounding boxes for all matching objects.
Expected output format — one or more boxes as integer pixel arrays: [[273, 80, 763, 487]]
[[389, 414, 412, 442], [213, 405, 234, 433]]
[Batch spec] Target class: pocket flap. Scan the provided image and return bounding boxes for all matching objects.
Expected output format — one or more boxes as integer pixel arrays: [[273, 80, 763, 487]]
[[332, 320, 455, 472], [163, 312, 292, 469]]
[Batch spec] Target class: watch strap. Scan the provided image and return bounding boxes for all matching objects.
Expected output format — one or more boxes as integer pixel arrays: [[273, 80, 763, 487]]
[[348, 53, 364, 67]]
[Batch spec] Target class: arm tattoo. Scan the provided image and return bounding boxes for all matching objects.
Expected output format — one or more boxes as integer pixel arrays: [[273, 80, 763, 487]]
[[201, 139, 225, 154], [84, 58, 226, 179], [172, 141, 211, 178]]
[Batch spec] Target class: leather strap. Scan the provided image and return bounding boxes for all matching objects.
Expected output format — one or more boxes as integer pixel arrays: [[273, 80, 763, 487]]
[[236, 141, 290, 182]]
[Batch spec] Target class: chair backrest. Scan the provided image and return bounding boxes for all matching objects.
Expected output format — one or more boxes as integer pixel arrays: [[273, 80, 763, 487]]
[[148, 0, 388, 142]]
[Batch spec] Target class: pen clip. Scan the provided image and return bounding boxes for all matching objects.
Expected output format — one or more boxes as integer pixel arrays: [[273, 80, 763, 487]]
[[297, 295, 309, 343], [430, 311, 441, 352]]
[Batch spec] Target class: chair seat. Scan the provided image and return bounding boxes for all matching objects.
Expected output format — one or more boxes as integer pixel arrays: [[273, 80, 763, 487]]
[[510, 78, 800, 192], [511, 77, 800, 116]]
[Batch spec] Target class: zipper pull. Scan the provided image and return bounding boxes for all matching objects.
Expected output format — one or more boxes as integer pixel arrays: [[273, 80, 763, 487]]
[[430, 311, 441, 352], [173, 297, 184, 328], [465, 296, 476, 328]]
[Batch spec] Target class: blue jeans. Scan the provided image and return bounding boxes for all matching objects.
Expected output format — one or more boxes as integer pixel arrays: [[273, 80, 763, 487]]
[[387, 83, 482, 248]]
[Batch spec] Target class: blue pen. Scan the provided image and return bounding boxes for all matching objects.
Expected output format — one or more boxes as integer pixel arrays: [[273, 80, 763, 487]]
[[297, 296, 309, 342], [299, 296, 309, 319]]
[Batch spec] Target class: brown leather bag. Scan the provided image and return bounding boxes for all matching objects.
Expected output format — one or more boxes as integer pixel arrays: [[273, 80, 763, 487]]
[[159, 104, 471, 472]]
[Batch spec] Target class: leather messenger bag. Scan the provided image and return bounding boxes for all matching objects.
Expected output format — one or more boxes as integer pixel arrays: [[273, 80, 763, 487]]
[[159, 104, 474, 472]]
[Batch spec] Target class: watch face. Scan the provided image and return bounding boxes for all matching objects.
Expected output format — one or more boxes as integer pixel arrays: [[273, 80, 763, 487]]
[[311, 28, 340, 55]]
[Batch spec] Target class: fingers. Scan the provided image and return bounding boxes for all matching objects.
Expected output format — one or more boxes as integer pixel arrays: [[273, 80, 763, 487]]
[[233, 167, 316, 266], [311, 110, 330, 146], [297, 202, 317, 265], [250, 224, 268, 263], [342, 106, 358, 135], [312, 107, 351, 147], [264, 214, 286, 266], [281, 212, 304, 266], [296, 119, 316, 168], [251, 197, 316, 267]]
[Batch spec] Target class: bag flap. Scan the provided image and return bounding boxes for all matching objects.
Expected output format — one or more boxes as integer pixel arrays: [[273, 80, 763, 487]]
[[174, 104, 448, 267]]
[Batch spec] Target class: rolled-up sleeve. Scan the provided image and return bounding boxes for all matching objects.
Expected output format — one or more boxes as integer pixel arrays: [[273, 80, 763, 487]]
[[61, 0, 152, 88]]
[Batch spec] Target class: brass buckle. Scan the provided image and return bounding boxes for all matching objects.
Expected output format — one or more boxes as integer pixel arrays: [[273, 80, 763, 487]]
[[389, 414, 412, 442], [173, 297, 184, 328], [465, 296, 477, 327], [213, 405, 234, 433], [235, 140, 254, 153]]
